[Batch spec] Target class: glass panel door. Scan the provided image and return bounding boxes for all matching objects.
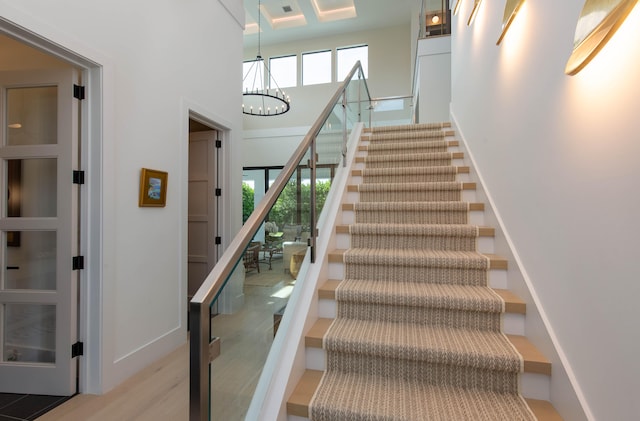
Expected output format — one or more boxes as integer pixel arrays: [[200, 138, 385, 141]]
[[0, 69, 79, 395]]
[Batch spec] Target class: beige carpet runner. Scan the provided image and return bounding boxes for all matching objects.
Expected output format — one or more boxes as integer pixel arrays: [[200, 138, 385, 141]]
[[308, 124, 536, 420]]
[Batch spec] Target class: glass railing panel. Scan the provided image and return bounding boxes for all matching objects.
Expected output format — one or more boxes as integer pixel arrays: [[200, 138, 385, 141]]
[[207, 145, 312, 420], [370, 96, 414, 128], [191, 61, 372, 421]]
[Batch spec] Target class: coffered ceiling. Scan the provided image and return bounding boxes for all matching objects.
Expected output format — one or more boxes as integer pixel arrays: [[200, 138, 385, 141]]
[[243, 0, 419, 48]]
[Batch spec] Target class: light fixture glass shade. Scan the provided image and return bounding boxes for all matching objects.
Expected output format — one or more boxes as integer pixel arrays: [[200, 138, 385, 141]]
[[497, 0, 526, 45], [565, 0, 638, 75]]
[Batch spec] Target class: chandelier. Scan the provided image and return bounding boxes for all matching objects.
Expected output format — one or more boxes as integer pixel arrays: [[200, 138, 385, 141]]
[[242, 0, 291, 116]]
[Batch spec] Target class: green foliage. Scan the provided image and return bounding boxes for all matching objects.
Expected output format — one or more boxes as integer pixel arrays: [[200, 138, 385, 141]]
[[269, 179, 331, 229], [243, 177, 332, 229], [242, 182, 254, 223]]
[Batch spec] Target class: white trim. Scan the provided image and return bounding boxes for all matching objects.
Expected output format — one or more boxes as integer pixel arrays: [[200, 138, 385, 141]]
[[450, 109, 595, 421]]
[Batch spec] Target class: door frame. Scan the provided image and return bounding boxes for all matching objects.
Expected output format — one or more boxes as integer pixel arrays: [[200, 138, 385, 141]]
[[0, 17, 104, 394]]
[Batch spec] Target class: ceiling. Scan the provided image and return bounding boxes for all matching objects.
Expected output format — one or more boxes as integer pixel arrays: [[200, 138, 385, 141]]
[[243, 0, 420, 49]]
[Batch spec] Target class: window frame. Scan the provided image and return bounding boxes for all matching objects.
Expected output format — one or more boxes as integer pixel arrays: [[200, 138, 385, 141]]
[[268, 54, 298, 89], [302, 49, 333, 86], [336, 44, 368, 81]]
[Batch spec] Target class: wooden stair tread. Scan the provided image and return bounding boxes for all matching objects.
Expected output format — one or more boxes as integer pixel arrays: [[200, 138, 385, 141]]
[[335, 224, 495, 236], [351, 166, 470, 176], [305, 318, 550, 375], [328, 249, 508, 269], [341, 202, 485, 211], [288, 370, 561, 420], [319, 280, 524, 314]]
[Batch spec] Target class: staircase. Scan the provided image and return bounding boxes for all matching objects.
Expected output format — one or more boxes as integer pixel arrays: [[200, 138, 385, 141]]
[[286, 123, 562, 420]]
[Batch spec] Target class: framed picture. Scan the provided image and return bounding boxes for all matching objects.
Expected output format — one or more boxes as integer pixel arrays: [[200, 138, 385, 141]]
[[138, 168, 168, 207]]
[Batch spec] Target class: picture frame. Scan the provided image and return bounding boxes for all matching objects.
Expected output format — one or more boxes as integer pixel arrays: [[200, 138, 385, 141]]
[[138, 168, 168, 207]]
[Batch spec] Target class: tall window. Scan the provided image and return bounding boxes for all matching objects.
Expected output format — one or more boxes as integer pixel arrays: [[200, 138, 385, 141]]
[[302, 50, 332, 86], [269, 55, 297, 89], [337, 45, 368, 81], [243, 59, 264, 92]]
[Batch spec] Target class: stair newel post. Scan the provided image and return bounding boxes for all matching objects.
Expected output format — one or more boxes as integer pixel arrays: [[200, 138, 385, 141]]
[[357, 67, 362, 124], [309, 136, 317, 263], [342, 91, 347, 167], [189, 301, 209, 421]]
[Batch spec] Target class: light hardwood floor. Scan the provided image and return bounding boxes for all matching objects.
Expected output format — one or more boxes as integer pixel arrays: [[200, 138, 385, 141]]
[[37, 256, 293, 421]]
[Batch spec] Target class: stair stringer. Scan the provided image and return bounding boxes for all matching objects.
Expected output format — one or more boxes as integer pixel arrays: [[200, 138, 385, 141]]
[[246, 124, 365, 421], [450, 116, 590, 420]]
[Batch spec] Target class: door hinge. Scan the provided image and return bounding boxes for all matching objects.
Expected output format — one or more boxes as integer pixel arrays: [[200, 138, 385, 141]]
[[73, 84, 85, 100], [72, 256, 85, 270], [71, 341, 84, 358], [73, 170, 85, 184], [215, 140, 222, 148], [215, 188, 222, 197], [215, 237, 221, 245]]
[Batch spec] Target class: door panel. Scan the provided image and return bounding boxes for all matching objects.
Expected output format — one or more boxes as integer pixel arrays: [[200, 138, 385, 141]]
[[0, 69, 79, 395], [188, 131, 217, 300]]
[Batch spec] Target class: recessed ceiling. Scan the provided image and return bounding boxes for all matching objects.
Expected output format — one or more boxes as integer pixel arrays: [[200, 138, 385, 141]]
[[244, 0, 416, 48]]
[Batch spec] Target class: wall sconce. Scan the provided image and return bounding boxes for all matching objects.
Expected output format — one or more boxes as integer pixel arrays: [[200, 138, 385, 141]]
[[453, 0, 463, 15], [467, 0, 483, 25], [566, 0, 638, 75], [497, 0, 526, 45]]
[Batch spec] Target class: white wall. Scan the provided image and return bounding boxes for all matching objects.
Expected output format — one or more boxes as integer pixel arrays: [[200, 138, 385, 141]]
[[0, 0, 244, 394], [417, 35, 451, 123], [451, 1, 640, 419]]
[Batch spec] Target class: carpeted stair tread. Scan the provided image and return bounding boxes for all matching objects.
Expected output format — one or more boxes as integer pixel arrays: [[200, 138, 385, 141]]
[[330, 249, 507, 270], [370, 122, 450, 132], [347, 201, 481, 224], [350, 181, 474, 202], [306, 320, 550, 375], [337, 223, 495, 237], [362, 140, 449, 154], [288, 370, 560, 420], [309, 370, 536, 421], [335, 279, 504, 313], [322, 318, 523, 373], [352, 181, 474, 191], [343, 248, 490, 269], [362, 151, 460, 168], [347, 223, 484, 251], [320, 280, 526, 314], [359, 166, 460, 183]]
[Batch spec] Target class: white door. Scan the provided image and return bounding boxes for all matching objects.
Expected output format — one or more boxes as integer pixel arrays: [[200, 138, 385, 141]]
[[188, 131, 218, 300], [0, 69, 80, 395]]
